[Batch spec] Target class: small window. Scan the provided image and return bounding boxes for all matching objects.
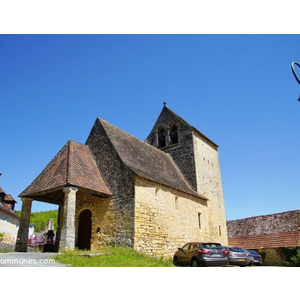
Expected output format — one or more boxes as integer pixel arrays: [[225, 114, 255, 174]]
[[198, 213, 202, 229], [219, 225, 222, 236], [2, 216, 8, 234], [175, 197, 179, 210], [190, 243, 198, 250], [155, 187, 159, 198], [182, 244, 190, 251]]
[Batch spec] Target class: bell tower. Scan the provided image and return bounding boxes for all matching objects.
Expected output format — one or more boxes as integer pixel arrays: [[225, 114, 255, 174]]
[[145, 103, 228, 245], [145, 103, 198, 191]]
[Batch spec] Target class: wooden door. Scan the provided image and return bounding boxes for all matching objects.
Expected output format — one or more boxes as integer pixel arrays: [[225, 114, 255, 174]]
[[78, 209, 92, 250]]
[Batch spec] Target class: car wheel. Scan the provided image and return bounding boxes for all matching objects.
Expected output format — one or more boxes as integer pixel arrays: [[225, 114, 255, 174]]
[[173, 256, 179, 266], [191, 258, 198, 267]]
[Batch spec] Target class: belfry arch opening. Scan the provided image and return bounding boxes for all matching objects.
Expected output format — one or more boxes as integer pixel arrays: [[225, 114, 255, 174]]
[[158, 127, 166, 148], [170, 123, 178, 144]]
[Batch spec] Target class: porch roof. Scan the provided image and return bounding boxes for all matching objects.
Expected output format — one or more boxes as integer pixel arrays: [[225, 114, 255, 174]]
[[19, 140, 112, 201]]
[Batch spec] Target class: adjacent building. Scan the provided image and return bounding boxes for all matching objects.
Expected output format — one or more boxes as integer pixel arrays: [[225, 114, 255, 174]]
[[0, 186, 20, 240], [227, 210, 300, 265]]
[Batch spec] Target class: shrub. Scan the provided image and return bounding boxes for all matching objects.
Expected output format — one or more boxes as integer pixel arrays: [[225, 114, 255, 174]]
[[283, 247, 300, 267]]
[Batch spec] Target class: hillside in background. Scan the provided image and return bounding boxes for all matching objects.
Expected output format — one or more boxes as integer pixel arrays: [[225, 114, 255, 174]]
[[15, 210, 58, 233]]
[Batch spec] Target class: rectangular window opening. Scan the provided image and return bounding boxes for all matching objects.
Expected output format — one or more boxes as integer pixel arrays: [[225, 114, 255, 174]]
[[198, 213, 202, 229], [155, 187, 159, 198], [175, 197, 179, 210]]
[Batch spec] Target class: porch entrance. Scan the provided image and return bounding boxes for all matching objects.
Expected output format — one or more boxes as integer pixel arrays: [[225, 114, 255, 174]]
[[77, 209, 92, 250]]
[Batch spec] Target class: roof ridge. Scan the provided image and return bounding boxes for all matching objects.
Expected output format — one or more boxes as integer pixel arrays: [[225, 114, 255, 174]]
[[227, 209, 300, 222], [163, 105, 192, 127], [66, 140, 72, 185]]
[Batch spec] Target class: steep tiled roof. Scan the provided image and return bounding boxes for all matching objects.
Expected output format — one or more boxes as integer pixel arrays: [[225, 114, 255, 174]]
[[0, 186, 19, 219], [19, 140, 112, 198], [228, 232, 300, 249], [227, 210, 300, 249], [4, 194, 17, 203], [99, 118, 206, 199]]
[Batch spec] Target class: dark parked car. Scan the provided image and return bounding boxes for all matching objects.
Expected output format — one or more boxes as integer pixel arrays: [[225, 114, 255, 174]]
[[225, 246, 249, 266], [247, 249, 263, 266], [173, 242, 229, 267]]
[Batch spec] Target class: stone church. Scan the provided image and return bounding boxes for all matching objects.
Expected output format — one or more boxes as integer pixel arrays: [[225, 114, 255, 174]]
[[16, 104, 228, 258]]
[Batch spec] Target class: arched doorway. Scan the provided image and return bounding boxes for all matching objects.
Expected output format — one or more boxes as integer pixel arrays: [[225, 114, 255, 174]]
[[77, 209, 92, 250]]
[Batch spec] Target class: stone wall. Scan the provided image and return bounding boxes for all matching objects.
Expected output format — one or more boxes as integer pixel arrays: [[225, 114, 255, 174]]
[[145, 106, 198, 191], [84, 114, 228, 257], [75, 191, 135, 250], [85, 118, 136, 247], [134, 177, 209, 259], [193, 131, 228, 246], [0, 242, 16, 252], [145, 106, 228, 248]]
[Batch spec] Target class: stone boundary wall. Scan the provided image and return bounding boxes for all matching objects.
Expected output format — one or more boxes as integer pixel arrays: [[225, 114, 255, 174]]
[[227, 210, 300, 237]]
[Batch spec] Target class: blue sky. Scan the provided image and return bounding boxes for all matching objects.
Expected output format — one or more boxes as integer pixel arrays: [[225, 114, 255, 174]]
[[1, 34, 300, 220]]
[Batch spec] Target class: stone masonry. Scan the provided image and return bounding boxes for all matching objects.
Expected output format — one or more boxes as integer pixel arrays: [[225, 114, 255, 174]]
[[17, 104, 228, 258], [134, 177, 209, 258]]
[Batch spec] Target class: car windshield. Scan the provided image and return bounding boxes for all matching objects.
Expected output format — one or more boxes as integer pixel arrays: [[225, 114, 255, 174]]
[[202, 243, 223, 249]]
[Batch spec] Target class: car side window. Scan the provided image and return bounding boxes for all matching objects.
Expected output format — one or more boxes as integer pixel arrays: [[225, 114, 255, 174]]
[[182, 244, 190, 251], [191, 244, 198, 250]]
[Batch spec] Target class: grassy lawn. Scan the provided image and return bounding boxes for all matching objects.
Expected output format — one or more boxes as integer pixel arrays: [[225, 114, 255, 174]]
[[54, 246, 175, 267]]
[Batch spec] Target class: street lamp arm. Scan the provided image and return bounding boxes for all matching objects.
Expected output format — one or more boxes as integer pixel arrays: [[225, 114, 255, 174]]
[[291, 61, 300, 85]]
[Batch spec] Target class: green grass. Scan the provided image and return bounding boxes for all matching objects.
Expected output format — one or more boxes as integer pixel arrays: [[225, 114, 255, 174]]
[[53, 246, 175, 267]]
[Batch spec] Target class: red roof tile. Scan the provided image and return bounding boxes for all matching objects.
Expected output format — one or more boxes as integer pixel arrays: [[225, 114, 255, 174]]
[[0, 205, 20, 219], [19, 140, 112, 198], [227, 210, 300, 249], [4, 194, 17, 203], [228, 231, 300, 249]]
